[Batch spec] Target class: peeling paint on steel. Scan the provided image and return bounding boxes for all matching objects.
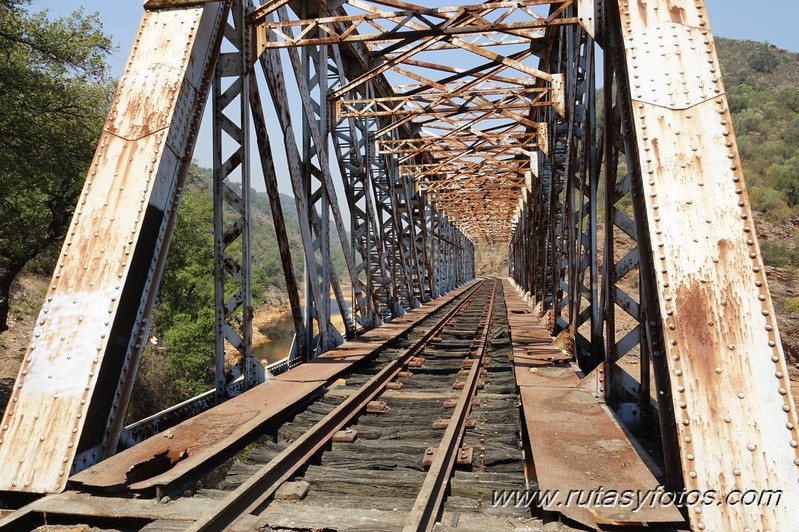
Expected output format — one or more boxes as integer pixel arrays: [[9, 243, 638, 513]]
[[619, 1, 799, 529], [537, 122, 549, 156], [529, 151, 539, 178], [0, 3, 226, 494], [550, 73, 566, 118]]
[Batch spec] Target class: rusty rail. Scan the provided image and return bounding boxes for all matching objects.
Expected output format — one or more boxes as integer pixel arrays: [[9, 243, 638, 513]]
[[403, 280, 497, 532], [189, 280, 489, 531]]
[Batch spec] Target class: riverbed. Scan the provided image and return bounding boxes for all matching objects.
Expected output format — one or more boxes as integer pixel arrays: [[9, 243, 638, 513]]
[[252, 300, 349, 364]]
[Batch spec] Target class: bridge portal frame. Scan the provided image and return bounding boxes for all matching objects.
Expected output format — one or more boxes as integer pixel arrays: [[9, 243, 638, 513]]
[[0, 3, 797, 531]]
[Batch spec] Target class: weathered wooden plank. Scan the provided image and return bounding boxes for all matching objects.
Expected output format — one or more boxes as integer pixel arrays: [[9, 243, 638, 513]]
[[16, 490, 209, 521], [301, 464, 522, 501], [254, 500, 406, 532]]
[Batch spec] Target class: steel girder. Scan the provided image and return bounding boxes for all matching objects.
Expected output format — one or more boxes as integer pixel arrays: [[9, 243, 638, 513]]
[[330, 64, 388, 327], [0, 2, 231, 492], [113, 2, 799, 529], [508, 0, 676, 481], [213, 0, 262, 394], [249, 77, 307, 365], [508, 3, 799, 530], [263, 0, 575, 245], [598, 1, 681, 489], [258, 39, 335, 358], [506, 6, 607, 372]]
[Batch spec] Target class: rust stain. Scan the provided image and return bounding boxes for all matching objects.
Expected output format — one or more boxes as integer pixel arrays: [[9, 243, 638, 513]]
[[668, 3, 686, 24], [650, 137, 661, 170], [124, 449, 189, 486], [621, 1, 799, 529], [717, 238, 732, 261], [0, 4, 225, 494], [636, 0, 648, 26], [674, 279, 719, 386]]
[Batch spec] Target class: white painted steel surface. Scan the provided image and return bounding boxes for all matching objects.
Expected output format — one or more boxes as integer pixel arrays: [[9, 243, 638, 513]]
[[0, 2, 226, 493], [619, 1, 799, 529]]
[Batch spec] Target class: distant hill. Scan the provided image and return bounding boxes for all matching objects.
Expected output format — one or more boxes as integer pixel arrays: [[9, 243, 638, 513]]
[[184, 166, 348, 294], [715, 37, 799, 364], [716, 37, 799, 256]]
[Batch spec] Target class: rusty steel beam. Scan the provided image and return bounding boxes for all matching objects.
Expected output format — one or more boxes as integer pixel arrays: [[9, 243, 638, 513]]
[[144, 0, 219, 9], [251, 1, 576, 50], [278, 5, 370, 340], [615, 1, 799, 529], [402, 160, 527, 180], [249, 76, 307, 360], [257, 37, 334, 354], [0, 3, 229, 493], [337, 92, 551, 119], [212, 0, 262, 394], [275, 0, 568, 244]]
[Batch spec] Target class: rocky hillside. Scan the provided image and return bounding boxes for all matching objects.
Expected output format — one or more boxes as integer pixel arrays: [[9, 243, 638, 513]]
[[716, 37, 799, 365], [475, 244, 509, 277]]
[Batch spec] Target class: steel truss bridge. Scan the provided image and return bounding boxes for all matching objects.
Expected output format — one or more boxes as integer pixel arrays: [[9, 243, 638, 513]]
[[0, 1, 798, 530]]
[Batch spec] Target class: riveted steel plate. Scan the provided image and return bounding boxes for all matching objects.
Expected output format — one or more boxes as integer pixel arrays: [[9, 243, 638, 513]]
[[0, 3, 226, 494], [537, 122, 549, 156], [577, 0, 595, 37], [624, 22, 722, 109], [619, 1, 799, 529]]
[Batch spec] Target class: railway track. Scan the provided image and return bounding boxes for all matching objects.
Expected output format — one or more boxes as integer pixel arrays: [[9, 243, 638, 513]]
[[186, 278, 530, 531], [1, 279, 535, 531]]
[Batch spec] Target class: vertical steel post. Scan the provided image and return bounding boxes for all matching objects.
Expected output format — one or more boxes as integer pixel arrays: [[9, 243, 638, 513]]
[[213, 0, 259, 395], [604, 0, 681, 489], [249, 77, 307, 362]]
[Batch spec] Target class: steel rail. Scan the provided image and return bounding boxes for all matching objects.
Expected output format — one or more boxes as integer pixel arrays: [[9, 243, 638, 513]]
[[188, 280, 489, 531], [403, 279, 498, 532]]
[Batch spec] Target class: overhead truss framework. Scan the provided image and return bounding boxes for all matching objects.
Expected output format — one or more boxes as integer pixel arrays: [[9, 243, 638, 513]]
[[0, 2, 798, 531], [251, 0, 587, 245]]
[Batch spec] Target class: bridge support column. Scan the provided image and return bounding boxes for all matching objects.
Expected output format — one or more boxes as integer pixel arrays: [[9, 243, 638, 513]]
[[212, 0, 261, 395], [600, 0, 680, 489], [0, 2, 230, 492]]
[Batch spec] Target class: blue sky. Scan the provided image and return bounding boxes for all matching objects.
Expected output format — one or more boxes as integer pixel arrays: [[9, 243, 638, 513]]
[[25, 0, 799, 191], [28, 1, 799, 79]]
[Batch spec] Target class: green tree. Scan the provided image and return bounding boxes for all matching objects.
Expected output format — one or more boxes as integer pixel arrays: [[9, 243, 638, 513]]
[[779, 87, 799, 113], [0, 0, 113, 330], [129, 165, 217, 420], [747, 43, 779, 73], [152, 166, 215, 331], [773, 156, 799, 207]]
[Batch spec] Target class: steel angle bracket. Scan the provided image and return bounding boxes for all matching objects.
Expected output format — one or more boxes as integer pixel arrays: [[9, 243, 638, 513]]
[[577, 0, 596, 38], [536, 123, 549, 156], [144, 0, 221, 10], [550, 73, 566, 118]]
